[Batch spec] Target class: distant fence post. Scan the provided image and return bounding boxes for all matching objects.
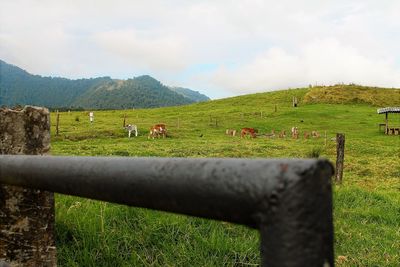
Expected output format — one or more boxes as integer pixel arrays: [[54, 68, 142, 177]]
[[0, 106, 56, 266], [335, 133, 345, 183], [292, 97, 298, 107], [56, 110, 60, 136]]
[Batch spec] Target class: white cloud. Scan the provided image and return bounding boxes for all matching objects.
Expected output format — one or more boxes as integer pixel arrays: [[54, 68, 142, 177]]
[[0, 0, 399, 98], [209, 38, 400, 94], [92, 29, 188, 72]]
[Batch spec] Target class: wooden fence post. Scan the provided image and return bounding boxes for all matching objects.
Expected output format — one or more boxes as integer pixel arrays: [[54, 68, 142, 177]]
[[335, 133, 345, 184], [56, 110, 60, 136], [0, 106, 56, 266], [292, 97, 298, 107]]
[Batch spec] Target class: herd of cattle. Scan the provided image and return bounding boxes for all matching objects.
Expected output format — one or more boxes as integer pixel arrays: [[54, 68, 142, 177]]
[[228, 126, 321, 139], [124, 123, 166, 139], [124, 123, 320, 140]]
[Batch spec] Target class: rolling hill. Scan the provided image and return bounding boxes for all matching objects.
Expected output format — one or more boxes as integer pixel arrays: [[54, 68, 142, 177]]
[[0, 60, 209, 109], [303, 84, 400, 106]]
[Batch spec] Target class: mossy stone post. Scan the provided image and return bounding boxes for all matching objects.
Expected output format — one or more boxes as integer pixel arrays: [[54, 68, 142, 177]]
[[0, 106, 56, 266]]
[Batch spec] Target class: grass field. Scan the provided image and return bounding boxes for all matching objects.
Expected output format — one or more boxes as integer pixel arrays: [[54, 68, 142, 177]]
[[51, 86, 400, 266]]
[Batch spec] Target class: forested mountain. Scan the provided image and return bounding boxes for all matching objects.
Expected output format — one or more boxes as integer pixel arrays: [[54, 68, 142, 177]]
[[0, 60, 209, 109], [74, 76, 193, 109], [0, 60, 111, 108], [169, 86, 210, 102]]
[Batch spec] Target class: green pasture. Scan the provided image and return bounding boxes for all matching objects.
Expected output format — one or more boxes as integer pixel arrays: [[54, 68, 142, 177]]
[[51, 88, 399, 266]]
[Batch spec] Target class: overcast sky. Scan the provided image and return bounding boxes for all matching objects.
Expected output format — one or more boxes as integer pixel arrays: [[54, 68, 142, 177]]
[[1, 0, 399, 99]]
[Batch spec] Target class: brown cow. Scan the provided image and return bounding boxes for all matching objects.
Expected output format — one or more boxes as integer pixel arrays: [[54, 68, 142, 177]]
[[304, 131, 310, 139], [278, 130, 286, 138], [148, 124, 167, 139], [241, 128, 257, 138]]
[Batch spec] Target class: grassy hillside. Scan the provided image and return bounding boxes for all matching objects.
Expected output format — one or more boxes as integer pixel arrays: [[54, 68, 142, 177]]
[[303, 84, 400, 106], [50, 87, 399, 266]]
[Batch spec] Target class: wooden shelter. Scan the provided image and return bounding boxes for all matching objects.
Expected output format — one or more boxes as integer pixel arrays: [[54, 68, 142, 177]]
[[377, 107, 400, 135]]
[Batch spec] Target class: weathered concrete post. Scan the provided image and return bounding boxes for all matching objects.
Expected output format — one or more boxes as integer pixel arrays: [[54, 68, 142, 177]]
[[335, 133, 345, 183], [0, 106, 56, 266]]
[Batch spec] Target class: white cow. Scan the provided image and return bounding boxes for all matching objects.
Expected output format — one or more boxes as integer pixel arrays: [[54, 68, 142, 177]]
[[124, 124, 138, 138]]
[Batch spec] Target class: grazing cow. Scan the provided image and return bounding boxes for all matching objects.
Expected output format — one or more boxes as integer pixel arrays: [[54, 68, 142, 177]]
[[124, 124, 138, 138], [241, 128, 257, 138], [311, 131, 320, 138], [304, 131, 310, 139], [278, 130, 286, 138], [225, 129, 237, 136], [291, 127, 299, 139], [148, 124, 167, 139]]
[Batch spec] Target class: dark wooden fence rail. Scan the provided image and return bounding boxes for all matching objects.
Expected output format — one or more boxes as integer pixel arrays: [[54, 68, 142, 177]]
[[0, 107, 335, 267]]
